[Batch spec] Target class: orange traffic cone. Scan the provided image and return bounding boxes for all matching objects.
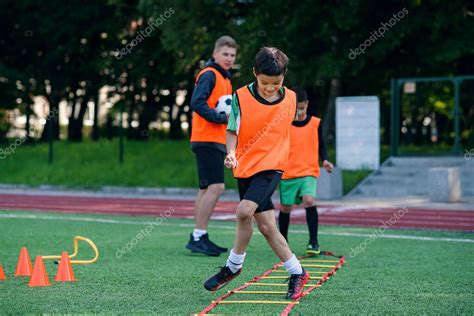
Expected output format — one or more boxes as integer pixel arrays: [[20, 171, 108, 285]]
[[0, 264, 5, 280], [28, 256, 51, 287], [55, 252, 75, 282], [14, 247, 33, 276]]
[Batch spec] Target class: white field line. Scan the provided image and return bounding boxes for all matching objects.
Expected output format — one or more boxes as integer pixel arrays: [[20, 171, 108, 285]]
[[0, 213, 473, 244]]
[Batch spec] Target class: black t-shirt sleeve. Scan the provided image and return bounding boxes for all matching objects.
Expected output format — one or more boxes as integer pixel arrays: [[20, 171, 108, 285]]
[[190, 71, 227, 124], [318, 123, 328, 162]]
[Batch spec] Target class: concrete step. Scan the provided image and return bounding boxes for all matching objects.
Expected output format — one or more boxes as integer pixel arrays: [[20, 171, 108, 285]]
[[460, 169, 474, 197], [460, 169, 474, 177], [350, 184, 425, 197], [374, 166, 419, 177], [377, 162, 472, 182], [461, 180, 474, 196], [347, 156, 474, 199], [388, 157, 470, 167], [365, 175, 421, 186]]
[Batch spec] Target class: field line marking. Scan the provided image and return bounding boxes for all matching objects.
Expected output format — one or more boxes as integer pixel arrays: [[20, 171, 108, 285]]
[[0, 212, 473, 243]]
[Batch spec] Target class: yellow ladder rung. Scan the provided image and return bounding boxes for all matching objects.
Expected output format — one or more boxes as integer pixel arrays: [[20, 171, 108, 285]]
[[301, 264, 336, 268], [246, 283, 319, 288], [300, 259, 340, 263], [276, 265, 333, 270], [271, 270, 327, 274], [213, 300, 299, 305], [262, 276, 323, 280], [231, 290, 287, 294]]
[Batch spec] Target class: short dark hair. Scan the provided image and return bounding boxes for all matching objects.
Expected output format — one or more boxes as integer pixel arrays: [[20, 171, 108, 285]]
[[254, 47, 289, 76], [214, 35, 238, 52], [291, 87, 308, 102]]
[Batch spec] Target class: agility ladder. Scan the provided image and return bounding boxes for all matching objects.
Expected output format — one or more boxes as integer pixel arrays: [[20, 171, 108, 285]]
[[197, 251, 345, 315]]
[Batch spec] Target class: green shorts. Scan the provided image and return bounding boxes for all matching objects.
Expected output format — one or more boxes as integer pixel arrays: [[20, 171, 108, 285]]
[[279, 176, 317, 205]]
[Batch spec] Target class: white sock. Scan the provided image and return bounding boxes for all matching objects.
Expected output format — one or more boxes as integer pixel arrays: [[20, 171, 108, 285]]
[[226, 249, 246, 273], [193, 229, 207, 241], [284, 254, 303, 275]]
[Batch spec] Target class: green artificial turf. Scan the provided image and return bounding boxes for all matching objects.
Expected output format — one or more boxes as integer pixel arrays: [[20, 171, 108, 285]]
[[0, 210, 473, 314]]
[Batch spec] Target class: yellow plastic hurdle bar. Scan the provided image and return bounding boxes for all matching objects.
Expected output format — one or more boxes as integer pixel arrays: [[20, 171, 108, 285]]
[[42, 235, 99, 264]]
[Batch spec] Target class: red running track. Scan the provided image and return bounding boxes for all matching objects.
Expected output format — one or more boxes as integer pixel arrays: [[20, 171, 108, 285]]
[[0, 194, 473, 231]]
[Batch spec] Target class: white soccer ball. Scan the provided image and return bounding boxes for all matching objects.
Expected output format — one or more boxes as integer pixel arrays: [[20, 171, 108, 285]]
[[215, 94, 232, 116]]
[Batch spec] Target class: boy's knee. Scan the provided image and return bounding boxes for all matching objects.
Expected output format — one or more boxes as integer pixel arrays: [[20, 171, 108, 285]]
[[280, 205, 292, 214], [236, 203, 254, 222], [302, 196, 315, 208], [208, 183, 225, 196], [257, 222, 276, 237]]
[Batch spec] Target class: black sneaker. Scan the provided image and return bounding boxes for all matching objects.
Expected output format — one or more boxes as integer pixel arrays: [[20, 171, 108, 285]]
[[286, 269, 309, 300], [305, 243, 321, 256], [204, 266, 241, 291], [185, 234, 220, 256], [201, 233, 228, 253]]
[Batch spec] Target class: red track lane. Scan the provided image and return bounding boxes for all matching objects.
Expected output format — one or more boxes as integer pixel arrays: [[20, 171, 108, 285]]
[[0, 194, 473, 231]]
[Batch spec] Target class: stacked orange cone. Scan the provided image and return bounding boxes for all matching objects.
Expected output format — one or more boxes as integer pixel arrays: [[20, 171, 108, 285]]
[[0, 264, 5, 280], [55, 252, 75, 282], [28, 256, 51, 287], [9, 247, 84, 286], [14, 247, 33, 276]]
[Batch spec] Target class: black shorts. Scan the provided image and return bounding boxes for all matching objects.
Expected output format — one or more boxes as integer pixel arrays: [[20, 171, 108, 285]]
[[237, 170, 282, 213], [193, 147, 225, 189]]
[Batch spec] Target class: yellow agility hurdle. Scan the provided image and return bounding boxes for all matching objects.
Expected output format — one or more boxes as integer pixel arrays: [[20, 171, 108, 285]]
[[42, 235, 99, 264]]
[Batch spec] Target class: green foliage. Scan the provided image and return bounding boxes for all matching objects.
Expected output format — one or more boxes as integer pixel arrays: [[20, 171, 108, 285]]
[[343, 170, 372, 194], [0, 139, 235, 188], [0, 0, 473, 144]]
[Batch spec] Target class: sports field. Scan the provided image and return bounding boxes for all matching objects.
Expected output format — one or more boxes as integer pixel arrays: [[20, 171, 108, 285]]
[[0, 210, 473, 314]]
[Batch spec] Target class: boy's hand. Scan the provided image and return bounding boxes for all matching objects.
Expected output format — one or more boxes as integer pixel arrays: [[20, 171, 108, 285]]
[[224, 152, 238, 169], [323, 160, 334, 173]]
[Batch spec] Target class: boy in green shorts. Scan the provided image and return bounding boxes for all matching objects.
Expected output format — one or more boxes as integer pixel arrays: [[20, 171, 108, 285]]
[[278, 87, 334, 255]]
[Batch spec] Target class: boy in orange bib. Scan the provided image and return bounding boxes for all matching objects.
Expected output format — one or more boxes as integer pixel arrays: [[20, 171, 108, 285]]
[[186, 36, 237, 256], [204, 47, 309, 300], [278, 87, 334, 256]]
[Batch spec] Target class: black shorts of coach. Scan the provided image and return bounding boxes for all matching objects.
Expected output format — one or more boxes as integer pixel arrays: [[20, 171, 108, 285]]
[[237, 170, 282, 213], [193, 147, 225, 190]]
